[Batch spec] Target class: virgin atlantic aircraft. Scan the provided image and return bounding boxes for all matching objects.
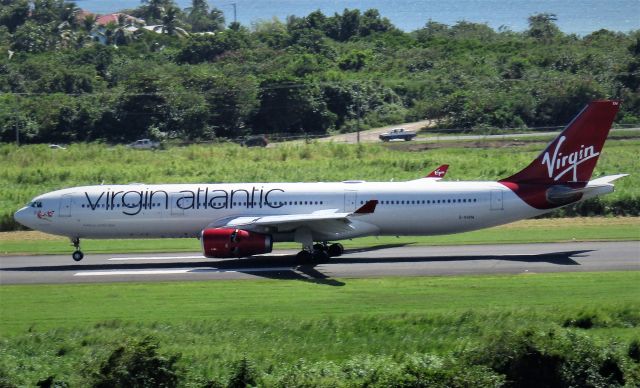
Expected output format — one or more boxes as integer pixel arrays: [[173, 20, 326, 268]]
[[14, 100, 626, 262]]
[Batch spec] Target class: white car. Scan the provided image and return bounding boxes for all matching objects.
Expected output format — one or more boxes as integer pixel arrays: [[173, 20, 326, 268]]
[[127, 139, 160, 149], [379, 128, 417, 142]]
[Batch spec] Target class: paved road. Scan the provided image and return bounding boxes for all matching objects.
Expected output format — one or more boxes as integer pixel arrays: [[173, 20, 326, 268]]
[[1, 242, 638, 285], [281, 126, 640, 145], [416, 127, 640, 142]]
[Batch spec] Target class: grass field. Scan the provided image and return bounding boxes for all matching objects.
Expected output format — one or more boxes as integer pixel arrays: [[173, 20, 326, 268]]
[[1, 140, 638, 386], [1, 139, 639, 230], [1, 217, 638, 255], [1, 272, 639, 385]]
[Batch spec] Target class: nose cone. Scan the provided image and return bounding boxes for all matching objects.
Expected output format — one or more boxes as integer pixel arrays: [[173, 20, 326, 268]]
[[14, 207, 31, 228]]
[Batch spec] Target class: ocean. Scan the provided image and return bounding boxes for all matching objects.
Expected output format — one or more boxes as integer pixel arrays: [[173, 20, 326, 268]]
[[75, 0, 639, 35]]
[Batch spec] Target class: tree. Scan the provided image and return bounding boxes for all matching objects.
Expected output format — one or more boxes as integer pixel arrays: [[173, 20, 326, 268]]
[[324, 9, 361, 41], [30, 0, 77, 25], [252, 77, 336, 134], [81, 13, 97, 32], [186, 0, 224, 32], [176, 31, 248, 64], [161, 6, 180, 36], [0, 0, 29, 33], [101, 73, 169, 142], [11, 21, 57, 53], [527, 13, 560, 43], [338, 50, 369, 71], [253, 18, 289, 49], [359, 9, 393, 36]]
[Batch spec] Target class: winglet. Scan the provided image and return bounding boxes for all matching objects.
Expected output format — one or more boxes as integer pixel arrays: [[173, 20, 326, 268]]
[[426, 164, 449, 179], [354, 200, 378, 214]]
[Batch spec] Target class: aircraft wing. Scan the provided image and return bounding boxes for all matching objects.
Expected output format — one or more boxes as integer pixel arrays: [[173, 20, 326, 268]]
[[207, 200, 378, 233]]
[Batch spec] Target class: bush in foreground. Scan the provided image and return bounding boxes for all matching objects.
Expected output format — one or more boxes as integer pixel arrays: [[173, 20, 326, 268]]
[[468, 328, 627, 387], [87, 336, 180, 388]]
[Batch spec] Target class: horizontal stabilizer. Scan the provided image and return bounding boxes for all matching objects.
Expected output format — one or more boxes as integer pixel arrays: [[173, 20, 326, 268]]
[[546, 174, 628, 204], [586, 174, 629, 186]]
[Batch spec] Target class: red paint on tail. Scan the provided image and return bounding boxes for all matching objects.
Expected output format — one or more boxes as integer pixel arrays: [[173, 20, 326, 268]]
[[500, 100, 620, 209], [426, 164, 449, 178]]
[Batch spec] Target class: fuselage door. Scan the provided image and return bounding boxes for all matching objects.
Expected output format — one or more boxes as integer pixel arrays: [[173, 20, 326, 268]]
[[59, 194, 72, 217], [344, 190, 357, 212], [490, 190, 504, 211]]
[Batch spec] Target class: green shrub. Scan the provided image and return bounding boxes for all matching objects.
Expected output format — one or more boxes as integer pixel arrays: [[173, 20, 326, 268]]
[[227, 356, 258, 388], [398, 354, 505, 388], [0, 367, 15, 388], [629, 340, 640, 363], [563, 314, 596, 329], [468, 328, 628, 387], [35, 376, 69, 388], [87, 336, 180, 388]]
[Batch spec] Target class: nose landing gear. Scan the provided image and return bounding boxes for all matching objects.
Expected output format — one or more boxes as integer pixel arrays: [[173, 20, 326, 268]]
[[71, 237, 84, 261]]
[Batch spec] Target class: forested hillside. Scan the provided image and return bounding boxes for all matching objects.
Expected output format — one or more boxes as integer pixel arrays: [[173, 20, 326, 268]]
[[0, 0, 639, 143]]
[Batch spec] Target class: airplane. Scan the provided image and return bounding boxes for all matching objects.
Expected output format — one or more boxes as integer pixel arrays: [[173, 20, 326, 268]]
[[14, 100, 626, 262]]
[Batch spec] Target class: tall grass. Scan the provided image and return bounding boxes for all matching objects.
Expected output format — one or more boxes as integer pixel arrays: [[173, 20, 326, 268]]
[[0, 273, 638, 385], [1, 140, 638, 230]]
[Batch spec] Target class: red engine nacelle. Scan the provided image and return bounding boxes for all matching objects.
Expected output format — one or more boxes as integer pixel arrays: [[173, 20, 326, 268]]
[[201, 228, 273, 258]]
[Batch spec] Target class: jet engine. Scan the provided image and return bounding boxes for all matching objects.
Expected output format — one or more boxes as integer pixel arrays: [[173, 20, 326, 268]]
[[201, 228, 273, 258]]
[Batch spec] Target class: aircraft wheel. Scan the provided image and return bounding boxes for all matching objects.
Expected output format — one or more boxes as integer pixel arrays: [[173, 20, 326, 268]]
[[72, 250, 84, 262], [296, 250, 313, 263], [312, 250, 330, 263], [328, 243, 344, 257], [313, 243, 326, 252]]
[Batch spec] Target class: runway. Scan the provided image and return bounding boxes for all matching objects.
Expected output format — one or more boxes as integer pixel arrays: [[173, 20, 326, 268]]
[[0, 241, 638, 285]]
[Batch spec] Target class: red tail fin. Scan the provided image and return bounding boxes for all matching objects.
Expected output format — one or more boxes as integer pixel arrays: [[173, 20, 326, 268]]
[[426, 164, 449, 178], [500, 100, 620, 185]]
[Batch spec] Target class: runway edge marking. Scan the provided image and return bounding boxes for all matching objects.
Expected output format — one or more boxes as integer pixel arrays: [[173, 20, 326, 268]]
[[74, 267, 296, 276]]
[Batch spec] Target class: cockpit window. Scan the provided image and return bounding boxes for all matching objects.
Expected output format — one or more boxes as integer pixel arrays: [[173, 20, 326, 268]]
[[30, 201, 43, 208]]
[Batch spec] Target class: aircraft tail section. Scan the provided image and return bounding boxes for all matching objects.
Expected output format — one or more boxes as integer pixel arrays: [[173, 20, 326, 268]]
[[500, 100, 620, 186], [499, 100, 622, 210]]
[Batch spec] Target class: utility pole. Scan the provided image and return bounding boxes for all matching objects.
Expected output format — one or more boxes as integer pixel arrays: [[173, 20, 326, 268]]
[[356, 98, 361, 144], [15, 117, 19, 146], [231, 2, 237, 24], [12, 95, 19, 146], [355, 86, 361, 144]]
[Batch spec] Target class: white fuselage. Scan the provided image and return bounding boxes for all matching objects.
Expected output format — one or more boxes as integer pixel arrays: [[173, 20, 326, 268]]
[[15, 180, 546, 242]]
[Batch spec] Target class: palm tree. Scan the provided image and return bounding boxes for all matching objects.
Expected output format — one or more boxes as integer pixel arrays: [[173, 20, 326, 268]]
[[160, 6, 188, 37], [82, 14, 97, 32]]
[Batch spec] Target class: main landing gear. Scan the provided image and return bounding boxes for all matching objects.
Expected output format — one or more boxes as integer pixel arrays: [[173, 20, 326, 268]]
[[71, 237, 84, 262], [296, 242, 344, 263]]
